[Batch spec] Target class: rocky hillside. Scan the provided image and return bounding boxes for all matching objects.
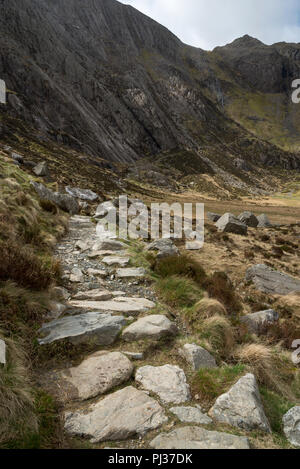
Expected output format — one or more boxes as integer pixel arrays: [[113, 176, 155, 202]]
[[0, 0, 300, 182]]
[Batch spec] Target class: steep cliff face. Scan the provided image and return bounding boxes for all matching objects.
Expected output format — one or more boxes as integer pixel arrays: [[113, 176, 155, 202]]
[[0, 0, 299, 172]]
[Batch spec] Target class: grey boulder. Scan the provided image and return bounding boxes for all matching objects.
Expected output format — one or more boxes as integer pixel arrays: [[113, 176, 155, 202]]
[[31, 182, 79, 214], [179, 344, 217, 370], [245, 264, 300, 295], [122, 315, 177, 342], [66, 186, 98, 202], [150, 426, 250, 449], [170, 406, 212, 425], [283, 406, 300, 447], [238, 211, 259, 228], [257, 214, 273, 228], [209, 373, 271, 433], [215, 213, 248, 235], [64, 386, 167, 443], [33, 161, 49, 177], [240, 309, 279, 334], [38, 312, 126, 346], [207, 212, 221, 222]]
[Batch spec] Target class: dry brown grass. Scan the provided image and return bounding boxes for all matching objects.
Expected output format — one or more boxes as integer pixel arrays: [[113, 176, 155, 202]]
[[204, 271, 242, 315], [199, 315, 235, 358], [0, 331, 38, 446]]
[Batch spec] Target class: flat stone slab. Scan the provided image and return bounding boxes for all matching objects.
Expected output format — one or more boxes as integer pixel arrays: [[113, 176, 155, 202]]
[[87, 268, 107, 278], [283, 406, 300, 447], [102, 256, 130, 267], [53, 351, 133, 402], [209, 373, 271, 433], [179, 344, 217, 370], [116, 268, 146, 279], [88, 250, 127, 258], [38, 312, 126, 346], [72, 289, 113, 301], [245, 264, 300, 295], [122, 315, 177, 342], [240, 309, 279, 334], [64, 386, 168, 443], [150, 427, 250, 449], [0, 339, 6, 365], [170, 406, 212, 425], [135, 365, 190, 404], [69, 297, 155, 315]]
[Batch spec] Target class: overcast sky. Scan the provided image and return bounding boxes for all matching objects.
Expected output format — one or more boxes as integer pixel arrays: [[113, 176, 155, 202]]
[[119, 0, 300, 50]]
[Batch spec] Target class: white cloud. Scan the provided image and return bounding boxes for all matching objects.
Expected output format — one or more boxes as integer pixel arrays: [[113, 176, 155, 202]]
[[119, 0, 300, 49]]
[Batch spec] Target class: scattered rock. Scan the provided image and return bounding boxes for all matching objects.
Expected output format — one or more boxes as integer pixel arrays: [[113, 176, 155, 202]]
[[150, 427, 250, 450], [238, 211, 259, 228], [216, 213, 248, 235], [92, 240, 126, 251], [257, 214, 273, 228], [64, 386, 168, 443], [31, 182, 79, 214], [0, 339, 6, 365], [233, 158, 250, 172], [69, 268, 84, 283], [185, 241, 203, 251], [179, 344, 217, 370], [33, 161, 49, 177], [245, 264, 300, 295], [209, 373, 271, 433], [146, 239, 179, 259], [116, 268, 146, 279], [72, 289, 113, 301], [135, 365, 190, 404], [122, 315, 177, 342], [170, 406, 212, 425], [54, 351, 133, 402], [283, 406, 300, 447], [207, 212, 221, 222], [102, 256, 130, 267], [66, 186, 98, 202], [69, 297, 155, 315], [75, 240, 90, 252], [38, 312, 126, 346], [240, 309, 279, 334], [11, 152, 24, 164], [94, 201, 116, 219], [122, 351, 144, 360]]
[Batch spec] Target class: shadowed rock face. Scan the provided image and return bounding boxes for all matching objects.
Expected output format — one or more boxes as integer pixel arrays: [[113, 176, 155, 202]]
[[0, 1, 300, 170]]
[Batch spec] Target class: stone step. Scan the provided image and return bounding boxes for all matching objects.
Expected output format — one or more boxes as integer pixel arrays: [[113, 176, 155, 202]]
[[102, 256, 130, 267], [68, 297, 155, 315], [116, 268, 146, 279], [38, 312, 127, 346]]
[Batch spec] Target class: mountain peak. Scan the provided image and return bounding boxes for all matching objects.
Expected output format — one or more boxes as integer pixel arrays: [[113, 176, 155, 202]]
[[220, 35, 265, 50]]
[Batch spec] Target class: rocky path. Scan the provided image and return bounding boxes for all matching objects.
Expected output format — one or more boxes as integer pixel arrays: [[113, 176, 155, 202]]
[[36, 215, 273, 449]]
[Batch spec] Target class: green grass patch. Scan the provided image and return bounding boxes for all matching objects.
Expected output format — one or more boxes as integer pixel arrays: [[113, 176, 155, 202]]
[[155, 275, 203, 309]]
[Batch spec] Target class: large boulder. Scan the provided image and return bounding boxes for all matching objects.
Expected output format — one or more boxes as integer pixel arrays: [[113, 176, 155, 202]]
[[245, 264, 300, 295], [215, 213, 247, 235], [122, 315, 177, 342], [240, 309, 279, 334], [207, 212, 221, 223], [135, 365, 190, 404], [38, 312, 126, 346], [283, 407, 300, 447], [65, 186, 98, 202], [53, 351, 134, 402], [31, 182, 79, 214], [64, 386, 168, 442], [257, 214, 272, 228], [209, 373, 271, 433], [179, 344, 217, 370], [238, 211, 259, 228], [150, 427, 250, 450]]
